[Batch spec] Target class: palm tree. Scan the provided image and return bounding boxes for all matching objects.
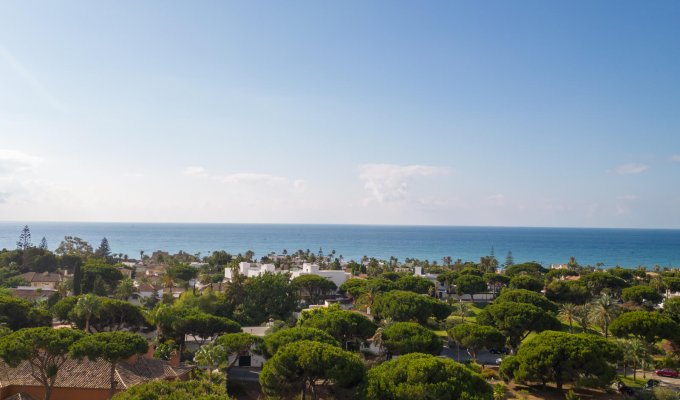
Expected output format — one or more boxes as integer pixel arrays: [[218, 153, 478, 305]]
[[371, 327, 385, 359], [621, 338, 649, 382], [589, 294, 619, 338], [194, 343, 226, 385], [574, 304, 592, 333], [74, 294, 102, 332], [558, 303, 577, 333]]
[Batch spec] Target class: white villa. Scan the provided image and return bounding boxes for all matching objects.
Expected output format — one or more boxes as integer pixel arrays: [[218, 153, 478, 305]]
[[225, 262, 350, 288]]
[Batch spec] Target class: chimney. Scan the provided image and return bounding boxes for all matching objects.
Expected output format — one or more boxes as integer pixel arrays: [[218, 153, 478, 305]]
[[168, 349, 181, 367], [126, 353, 140, 365], [144, 343, 155, 360]]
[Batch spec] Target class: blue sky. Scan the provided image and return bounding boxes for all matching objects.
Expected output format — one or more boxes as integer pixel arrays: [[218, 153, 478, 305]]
[[1, 1, 679, 227]]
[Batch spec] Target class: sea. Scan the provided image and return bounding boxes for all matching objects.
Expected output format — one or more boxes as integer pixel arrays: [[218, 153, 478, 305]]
[[0, 222, 679, 268]]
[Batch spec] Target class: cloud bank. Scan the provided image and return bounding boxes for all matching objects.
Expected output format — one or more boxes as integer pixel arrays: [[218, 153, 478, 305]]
[[614, 163, 649, 175], [359, 163, 449, 204]]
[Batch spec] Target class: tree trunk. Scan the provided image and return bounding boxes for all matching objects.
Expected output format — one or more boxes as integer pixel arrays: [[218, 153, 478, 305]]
[[623, 362, 627, 377], [85, 317, 90, 333], [109, 362, 117, 400], [569, 320, 573, 333], [43, 385, 52, 400], [633, 361, 637, 382]]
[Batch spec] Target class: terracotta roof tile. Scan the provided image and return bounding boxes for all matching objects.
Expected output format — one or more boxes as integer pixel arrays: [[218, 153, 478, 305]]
[[0, 357, 193, 390]]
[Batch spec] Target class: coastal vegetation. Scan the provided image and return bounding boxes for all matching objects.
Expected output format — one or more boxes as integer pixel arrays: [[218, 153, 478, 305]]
[[2, 225, 680, 399]]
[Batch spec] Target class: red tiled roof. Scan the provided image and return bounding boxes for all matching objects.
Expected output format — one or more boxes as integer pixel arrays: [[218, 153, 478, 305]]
[[0, 357, 193, 390], [19, 272, 63, 283]]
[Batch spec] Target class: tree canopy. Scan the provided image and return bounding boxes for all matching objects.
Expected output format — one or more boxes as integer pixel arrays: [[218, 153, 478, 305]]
[[291, 274, 337, 304], [71, 331, 148, 400], [382, 322, 442, 356], [448, 323, 505, 362], [610, 311, 680, 344], [477, 301, 561, 351], [297, 307, 377, 345], [494, 289, 558, 313], [545, 280, 590, 305], [0, 327, 85, 400], [0, 295, 52, 331], [620, 285, 663, 305], [112, 379, 231, 400], [262, 326, 339, 358], [259, 340, 366, 400], [501, 331, 622, 389], [454, 275, 487, 300], [508, 275, 544, 292], [366, 353, 492, 400], [393, 275, 435, 294], [373, 291, 452, 323]]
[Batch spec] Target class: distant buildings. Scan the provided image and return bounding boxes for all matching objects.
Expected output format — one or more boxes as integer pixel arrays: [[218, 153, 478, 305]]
[[18, 272, 63, 290], [224, 262, 351, 288]]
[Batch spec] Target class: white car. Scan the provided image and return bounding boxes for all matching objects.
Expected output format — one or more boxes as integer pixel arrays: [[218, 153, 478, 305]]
[[495, 358, 503, 365]]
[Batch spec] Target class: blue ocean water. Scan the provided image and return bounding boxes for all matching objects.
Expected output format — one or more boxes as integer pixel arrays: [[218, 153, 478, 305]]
[[0, 222, 679, 268]]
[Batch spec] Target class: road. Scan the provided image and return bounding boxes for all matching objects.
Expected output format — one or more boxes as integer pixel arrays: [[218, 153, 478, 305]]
[[440, 345, 502, 366], [228, 367, 261, 382]]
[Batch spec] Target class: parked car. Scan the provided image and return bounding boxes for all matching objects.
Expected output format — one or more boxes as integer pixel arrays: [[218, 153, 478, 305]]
[[655, 368, 679, 378], [495, 358, 503, 365], [489, 348, 508, 354]]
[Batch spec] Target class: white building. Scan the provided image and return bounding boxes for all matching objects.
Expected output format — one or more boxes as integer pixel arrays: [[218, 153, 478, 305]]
[[224, 262, 350, 288]]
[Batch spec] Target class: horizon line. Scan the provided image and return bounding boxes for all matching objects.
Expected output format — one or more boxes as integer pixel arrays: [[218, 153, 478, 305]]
[[0, 220, 679, 231]]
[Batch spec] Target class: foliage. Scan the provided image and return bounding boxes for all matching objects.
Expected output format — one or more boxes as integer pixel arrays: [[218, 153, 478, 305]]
[[366, 352, 492, 400], [373, 290, 452, 323], [508, 275, 544, 292], [504, 262, 547, 278], [173, 312, 241, 345], [71, 331, 149, 399], [55, 236, 93, 258], [620, 285, 663, 305], [663, 297, 680, 323], [580, 272, 628, 296], [262, 326, 339, 358], [112, 379, 231, 400], [259, 340, 366, 399], [0, 327, 85, 400], [588, 294, 620, 338], [167, 263, 198, 284], [503, 331, 622, 389], [214, 332, 262, 370], [382, 322, 442, 355], [291, 274, 337, 304], [477, 301, 561, 351], [610, 311, 680, 344], [448, 323, 505, 361], [80, 261, 124, 295], [54, 295, 149, 333], [455, 275, 488, 300], [0, 295, 52, 330], [494, 289, 558, 313], [393, 275, 435, 294], [545, 280, 590, 305], [297, 307, 377, 344], [227, 272, 297, 325]]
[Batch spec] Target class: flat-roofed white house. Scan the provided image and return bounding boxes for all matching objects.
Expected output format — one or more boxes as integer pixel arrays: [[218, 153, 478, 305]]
[[224, 262, 350, 288]]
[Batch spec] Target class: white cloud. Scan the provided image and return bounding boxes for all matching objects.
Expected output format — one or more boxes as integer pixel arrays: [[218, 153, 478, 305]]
[[0, 149, 42, 174], [182, 166, 207, 177], [614, 163, 649, 175], [486, 194, 506, 207], [358, 163, 449, 205], [182, 166, 303, 187], [672, 155, 680, 162], [617, 194, 638, 201]]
